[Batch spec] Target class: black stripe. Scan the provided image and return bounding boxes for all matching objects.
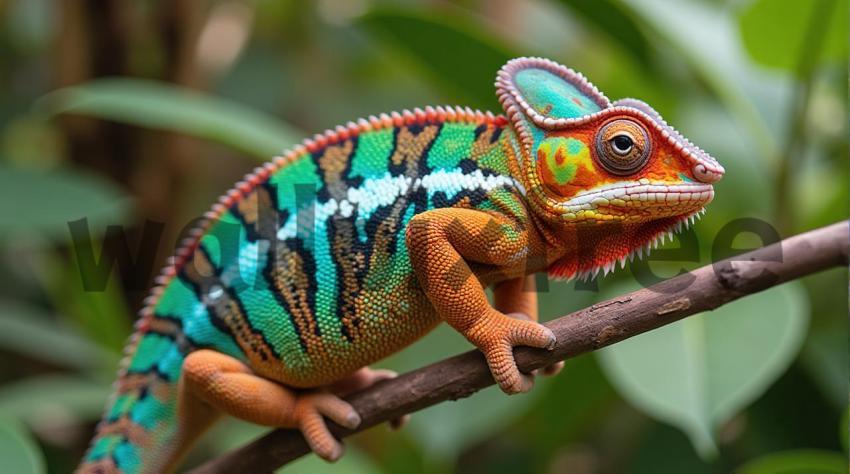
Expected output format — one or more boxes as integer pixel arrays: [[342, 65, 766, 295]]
[[262, 236, 320, 352], [178, 245, 280, 361], [388, 122, 442, 178], [147, 312, 201, 354]]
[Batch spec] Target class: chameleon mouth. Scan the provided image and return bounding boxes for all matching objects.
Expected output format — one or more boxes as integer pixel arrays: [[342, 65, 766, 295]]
[[554, 182, 714, 282], [560, 182, 714, 221], [615, 182, 714, 211]]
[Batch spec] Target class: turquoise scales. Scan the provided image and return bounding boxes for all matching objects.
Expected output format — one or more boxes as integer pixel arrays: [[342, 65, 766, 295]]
[[84, 107, 527, 470]]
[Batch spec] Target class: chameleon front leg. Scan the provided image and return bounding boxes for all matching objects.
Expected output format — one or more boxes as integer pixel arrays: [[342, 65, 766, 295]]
[[180, 350, 360, 461], [406, 208, 556, 394], [494, 275, 538, 319], [494, 276, 564, 377]]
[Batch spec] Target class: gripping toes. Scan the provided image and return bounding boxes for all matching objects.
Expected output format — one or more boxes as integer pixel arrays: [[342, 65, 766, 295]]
[[470, 311, 556, 394], [295, 392, 361, 461], [507, 312, 564, 378], [181, 350, 364, 463]]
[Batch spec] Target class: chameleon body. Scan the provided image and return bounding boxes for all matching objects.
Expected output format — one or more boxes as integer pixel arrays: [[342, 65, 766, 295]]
[[80, 57, 723, 473]]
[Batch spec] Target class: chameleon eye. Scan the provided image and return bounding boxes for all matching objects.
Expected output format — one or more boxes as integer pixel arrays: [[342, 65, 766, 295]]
[[595, 119, 651, 175], [610, 134, 634, 155]]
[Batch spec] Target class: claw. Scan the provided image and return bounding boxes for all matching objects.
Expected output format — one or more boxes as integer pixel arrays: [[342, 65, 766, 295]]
[[507, 312, 562, 378]]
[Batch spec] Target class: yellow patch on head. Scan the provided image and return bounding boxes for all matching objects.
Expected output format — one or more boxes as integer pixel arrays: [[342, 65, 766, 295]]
[[538, 137, 592, 185], [537, 135, 606, 199]]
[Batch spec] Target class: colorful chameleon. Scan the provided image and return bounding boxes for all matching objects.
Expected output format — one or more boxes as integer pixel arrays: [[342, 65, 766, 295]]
[[79, 57, 723, 473]]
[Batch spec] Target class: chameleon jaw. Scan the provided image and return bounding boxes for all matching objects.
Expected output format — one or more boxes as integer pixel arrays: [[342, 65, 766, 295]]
[[558, 182, 715, 222], [550, 180, 715, 282], [569, 208, 707, 282]]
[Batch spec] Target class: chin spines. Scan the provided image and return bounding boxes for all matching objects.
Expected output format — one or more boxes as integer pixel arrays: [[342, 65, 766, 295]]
[[569, 209, 705, 283], [674, 208, 705, 232]]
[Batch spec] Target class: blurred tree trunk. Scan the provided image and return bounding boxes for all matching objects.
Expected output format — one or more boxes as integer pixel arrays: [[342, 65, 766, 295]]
[[53, 0, 208, 309], [55, 0, 133, 183]]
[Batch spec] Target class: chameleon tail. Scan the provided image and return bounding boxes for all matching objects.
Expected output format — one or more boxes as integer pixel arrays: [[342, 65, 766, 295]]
[[79, 321, 204, 474]]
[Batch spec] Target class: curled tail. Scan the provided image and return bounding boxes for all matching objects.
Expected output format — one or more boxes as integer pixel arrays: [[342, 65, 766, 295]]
[[79, 317, 206, 474], [78, 143, 262, 472]]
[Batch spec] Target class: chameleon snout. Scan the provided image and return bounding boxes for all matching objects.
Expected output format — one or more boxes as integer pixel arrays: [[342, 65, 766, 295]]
[[692, 163, 724, 184]]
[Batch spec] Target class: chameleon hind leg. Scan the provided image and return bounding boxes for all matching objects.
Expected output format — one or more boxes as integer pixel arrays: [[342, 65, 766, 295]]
[[180, 350, 360, 461], [406, 208, 557, 394], [494, 276, 564, 377]]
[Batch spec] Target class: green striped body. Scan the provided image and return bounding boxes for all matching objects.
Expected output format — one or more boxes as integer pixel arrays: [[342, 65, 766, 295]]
[[84, 114, 530, 472]]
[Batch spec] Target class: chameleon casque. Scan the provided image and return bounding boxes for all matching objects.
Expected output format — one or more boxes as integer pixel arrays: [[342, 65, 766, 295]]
[[80, 57, 724, 473]]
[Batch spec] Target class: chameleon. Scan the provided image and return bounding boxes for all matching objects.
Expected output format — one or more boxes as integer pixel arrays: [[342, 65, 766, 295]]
[[79, 57, 723, 473]]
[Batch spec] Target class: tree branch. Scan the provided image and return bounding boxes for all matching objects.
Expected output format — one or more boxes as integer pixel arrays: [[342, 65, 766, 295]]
[[190, 221, 849, 473]]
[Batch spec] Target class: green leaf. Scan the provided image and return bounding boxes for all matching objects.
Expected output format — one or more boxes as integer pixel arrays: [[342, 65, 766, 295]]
[[623, 0, 777, 160], [36, 250, 133, 354], [359, 7, 519, 110], [37, 79, 303, 159], [596, 281, 809, 459], [0, 419, 45, 474], [0, 165, 131, 240], [801, 321, 847, 409], [558, 0, 653, 67], [0, 301, 117, 370], [0, 374, 112, 423], [734, 449, 846, 474], [739, 0, 847, 75]]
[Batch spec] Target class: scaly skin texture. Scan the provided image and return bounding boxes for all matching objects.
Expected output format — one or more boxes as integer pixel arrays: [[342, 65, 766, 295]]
[[79, 57, 724, 473]]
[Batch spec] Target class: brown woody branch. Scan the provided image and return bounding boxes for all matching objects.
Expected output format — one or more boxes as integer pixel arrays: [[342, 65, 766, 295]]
[[190, 221, 849, 473]]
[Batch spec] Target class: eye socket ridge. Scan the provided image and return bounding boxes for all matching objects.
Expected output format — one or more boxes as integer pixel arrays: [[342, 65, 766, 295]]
[[594, 119, 651, 175]]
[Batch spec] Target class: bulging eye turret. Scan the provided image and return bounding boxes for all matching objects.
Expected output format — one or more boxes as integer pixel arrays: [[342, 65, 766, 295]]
[[594, 119, 651, 175]]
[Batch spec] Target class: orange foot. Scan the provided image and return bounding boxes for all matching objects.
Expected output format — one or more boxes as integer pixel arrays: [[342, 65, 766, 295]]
[[465, 310, 557, 394], [507, 312, 564, 377], [182, 350, 368, 462]]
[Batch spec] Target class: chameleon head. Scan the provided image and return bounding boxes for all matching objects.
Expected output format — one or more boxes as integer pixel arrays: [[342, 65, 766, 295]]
[[496, 57, 725, 278]]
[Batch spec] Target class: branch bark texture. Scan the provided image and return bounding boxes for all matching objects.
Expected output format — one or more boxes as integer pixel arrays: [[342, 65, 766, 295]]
[[190, 221, 849, 473]]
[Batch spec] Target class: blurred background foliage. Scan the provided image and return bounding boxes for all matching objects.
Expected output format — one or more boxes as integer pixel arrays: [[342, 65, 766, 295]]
[[0, 0, 846, 472]]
